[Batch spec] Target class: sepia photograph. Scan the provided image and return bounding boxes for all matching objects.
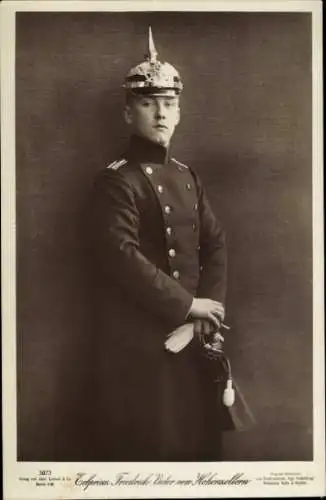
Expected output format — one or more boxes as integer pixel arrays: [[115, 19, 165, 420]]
[[1, 0, 324, 498]]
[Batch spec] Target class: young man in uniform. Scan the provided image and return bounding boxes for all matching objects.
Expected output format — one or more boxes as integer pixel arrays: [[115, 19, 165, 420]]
[[91, 28, 229, 461]]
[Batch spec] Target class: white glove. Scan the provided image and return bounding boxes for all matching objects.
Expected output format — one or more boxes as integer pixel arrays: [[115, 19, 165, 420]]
[[164, 323, 194, 353]]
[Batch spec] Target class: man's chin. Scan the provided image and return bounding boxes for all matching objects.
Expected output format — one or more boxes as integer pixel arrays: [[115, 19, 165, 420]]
[[151, 132, 171, 147], [157, 137, 170, 147], [136, 130, 172, 147]]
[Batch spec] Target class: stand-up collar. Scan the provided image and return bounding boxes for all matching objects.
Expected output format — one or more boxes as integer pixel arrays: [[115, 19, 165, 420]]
[[126, 134, 170, 165]]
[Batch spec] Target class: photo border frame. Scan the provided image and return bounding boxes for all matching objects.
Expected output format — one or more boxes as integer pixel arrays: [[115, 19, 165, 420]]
[[1, 1, 324, 498]]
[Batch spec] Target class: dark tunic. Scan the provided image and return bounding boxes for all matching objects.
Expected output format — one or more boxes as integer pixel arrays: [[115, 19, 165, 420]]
[[90, 134, 231, 461]]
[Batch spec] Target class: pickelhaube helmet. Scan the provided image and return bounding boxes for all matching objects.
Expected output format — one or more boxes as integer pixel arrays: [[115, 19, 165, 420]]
[[123, 27, 183, 96]]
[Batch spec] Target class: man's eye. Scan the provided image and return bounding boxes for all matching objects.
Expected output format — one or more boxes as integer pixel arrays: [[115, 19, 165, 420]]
[[165, 100, 177, 108], [141, 100, 151, 107]]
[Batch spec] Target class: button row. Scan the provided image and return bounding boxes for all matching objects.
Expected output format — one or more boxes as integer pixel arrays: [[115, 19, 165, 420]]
[[144, 167, 197, 283]]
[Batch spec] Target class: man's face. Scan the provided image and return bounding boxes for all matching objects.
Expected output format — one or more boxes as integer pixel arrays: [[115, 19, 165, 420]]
[[124, 95, 180, 147]]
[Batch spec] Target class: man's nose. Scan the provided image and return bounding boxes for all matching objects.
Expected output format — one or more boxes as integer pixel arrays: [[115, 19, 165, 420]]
[[155, 102, 166, 119]]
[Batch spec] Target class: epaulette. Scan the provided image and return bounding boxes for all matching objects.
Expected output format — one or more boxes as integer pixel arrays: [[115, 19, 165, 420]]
[[106, 158, 128, 171], [171, 158, 189, 170]]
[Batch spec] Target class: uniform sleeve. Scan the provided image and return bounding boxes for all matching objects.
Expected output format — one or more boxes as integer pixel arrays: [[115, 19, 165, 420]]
[[194, 173, 227, 304], [91, 169, 193, 328]]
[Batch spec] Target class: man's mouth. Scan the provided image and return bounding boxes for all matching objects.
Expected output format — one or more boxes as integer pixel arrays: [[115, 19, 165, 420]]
[[155, 124, 168, 130]]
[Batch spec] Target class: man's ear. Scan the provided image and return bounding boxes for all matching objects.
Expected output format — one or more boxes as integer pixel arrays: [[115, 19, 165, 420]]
[[124, 105, 133, 125]]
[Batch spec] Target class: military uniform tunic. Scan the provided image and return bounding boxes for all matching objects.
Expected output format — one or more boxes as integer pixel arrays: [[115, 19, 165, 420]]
[[90, 134, 229, 461]]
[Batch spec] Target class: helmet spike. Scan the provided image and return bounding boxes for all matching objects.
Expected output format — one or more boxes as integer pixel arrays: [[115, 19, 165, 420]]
[[145, 26, 158, 62]]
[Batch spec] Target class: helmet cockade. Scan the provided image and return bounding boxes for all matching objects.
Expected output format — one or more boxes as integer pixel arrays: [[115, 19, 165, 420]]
[[123, 26, 183, 96]]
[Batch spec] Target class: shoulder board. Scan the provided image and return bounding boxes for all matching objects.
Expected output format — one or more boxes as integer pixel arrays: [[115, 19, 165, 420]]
[[106, 158, 128, 171], [171, 158, 189, 170]]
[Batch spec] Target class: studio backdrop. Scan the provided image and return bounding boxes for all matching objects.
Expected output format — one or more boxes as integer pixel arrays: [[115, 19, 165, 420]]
[[16, 11, 312, 461]]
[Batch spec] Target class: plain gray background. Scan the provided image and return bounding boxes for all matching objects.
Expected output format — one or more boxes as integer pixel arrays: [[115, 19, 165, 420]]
[[16, 11, 312, 461]]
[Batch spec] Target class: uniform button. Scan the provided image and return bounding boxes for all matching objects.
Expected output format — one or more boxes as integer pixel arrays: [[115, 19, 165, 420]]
[[145, 166, 153, 175], [164, 205, 171, 214], [194, 203, 198, 211], [186, 183, 191, 191], [192, 223, 196, 231], [157, 185, 164, 194], [172, 270, 180, 279], [168, 248, 176, 257], [197, 245, 201, 251], [200, 265, 204, 272], [166, 227, 172, 236]]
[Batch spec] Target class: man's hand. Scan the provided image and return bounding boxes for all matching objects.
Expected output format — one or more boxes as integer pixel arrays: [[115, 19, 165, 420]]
[[188, 298, 225, 329], [193, 319, 216, 336], [193, 319, 225, 350]]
